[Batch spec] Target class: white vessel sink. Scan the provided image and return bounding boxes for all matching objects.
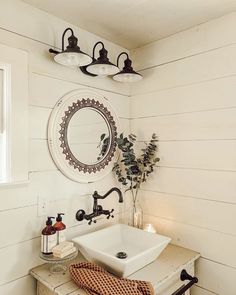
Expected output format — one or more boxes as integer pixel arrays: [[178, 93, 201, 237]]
[[73, 223, 171, 277]]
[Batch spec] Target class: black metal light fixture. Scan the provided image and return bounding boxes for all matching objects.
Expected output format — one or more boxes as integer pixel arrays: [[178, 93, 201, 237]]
[[49, 29, 143, 83], [49, 28, 92, 67], [85, 42, 119, 76], [113, 52, 143, 83]]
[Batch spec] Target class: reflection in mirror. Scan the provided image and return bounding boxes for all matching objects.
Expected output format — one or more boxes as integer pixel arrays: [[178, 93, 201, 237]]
[[67, 108, 110, 165]]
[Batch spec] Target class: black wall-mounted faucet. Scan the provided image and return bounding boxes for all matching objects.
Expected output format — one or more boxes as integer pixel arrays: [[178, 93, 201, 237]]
[[76, 187, 123, 225]]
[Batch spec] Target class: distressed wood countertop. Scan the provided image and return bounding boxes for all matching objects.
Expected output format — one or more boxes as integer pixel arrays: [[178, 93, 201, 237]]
[[30, 244, 200, 295]]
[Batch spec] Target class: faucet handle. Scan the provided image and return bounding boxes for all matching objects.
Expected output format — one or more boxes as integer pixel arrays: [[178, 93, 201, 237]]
[[107, 209, 114, 219], [107, 215, 114, 219], [88, 218, 97, 225]]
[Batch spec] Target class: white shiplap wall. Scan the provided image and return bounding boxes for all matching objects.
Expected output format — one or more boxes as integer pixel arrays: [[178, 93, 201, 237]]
[[130, 13, 236, 295], [0, 1, 130, 294]]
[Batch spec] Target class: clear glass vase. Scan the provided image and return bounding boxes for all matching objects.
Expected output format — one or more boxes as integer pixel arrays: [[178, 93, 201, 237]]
[[128, 191, 143, 229]]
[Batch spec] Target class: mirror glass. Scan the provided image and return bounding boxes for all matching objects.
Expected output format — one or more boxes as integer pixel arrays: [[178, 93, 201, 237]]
[[67, 108, 111, 165]]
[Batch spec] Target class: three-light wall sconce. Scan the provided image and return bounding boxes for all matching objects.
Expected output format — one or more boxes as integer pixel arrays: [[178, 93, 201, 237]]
[[49, 28, 143, 83]]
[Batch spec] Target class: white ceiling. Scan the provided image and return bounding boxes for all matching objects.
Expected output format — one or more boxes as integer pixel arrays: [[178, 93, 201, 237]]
[[23, 0, 236, 49]]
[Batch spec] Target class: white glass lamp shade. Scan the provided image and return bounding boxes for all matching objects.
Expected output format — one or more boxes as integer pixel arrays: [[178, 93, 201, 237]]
[[113, 54, 143, 83], [113, 72, 143, 83], [54, 51, 92, 67], [86, 44, 119, 76], [87, 62, 119, 76]]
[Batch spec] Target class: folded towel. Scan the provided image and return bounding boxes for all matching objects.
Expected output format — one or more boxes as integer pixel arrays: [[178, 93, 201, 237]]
[[52, 241, 74, 255], [69, 262, 154, 295], [53, 246, 77, 258]]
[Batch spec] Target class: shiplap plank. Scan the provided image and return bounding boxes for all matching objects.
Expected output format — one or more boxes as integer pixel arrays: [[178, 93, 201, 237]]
[[0, 275, 36, 295], [30, 73, 130, 116], [131, 76, 236, 119], [29, 106, 51, 140], [143, 214, 236, 269], [196, 258, 236, 295], [120, 140, 236, 173], [157, 140, 236, 171], [0, 238, 42, 285], [0, 205, 41, 248], [29, 139, 57, 172], [192, 286, 217, 295], [132, 44, 236, 96], [131, 108, 236, 141], [141, 190, 236, 236], [141, 167, 236, 204], [131, 13, 236, 71], [0, 184, 35, 212]]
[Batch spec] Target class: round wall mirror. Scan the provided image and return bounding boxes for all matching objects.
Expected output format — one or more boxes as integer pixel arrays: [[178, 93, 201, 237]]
[[48, 89, 119, 183]]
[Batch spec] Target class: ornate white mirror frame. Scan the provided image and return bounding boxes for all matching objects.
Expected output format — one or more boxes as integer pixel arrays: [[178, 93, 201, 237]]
[[48, 89, 119, 183]]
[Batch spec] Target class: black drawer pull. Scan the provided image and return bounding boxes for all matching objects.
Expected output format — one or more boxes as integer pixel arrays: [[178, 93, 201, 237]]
[[171, 269, 198, 295]]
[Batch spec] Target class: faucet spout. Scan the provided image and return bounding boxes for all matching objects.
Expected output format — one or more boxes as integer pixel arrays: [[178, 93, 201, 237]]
[[93, 187, 123, 203]]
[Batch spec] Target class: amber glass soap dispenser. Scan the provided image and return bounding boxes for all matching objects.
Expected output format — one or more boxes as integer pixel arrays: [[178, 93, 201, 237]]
[[54, 213, 66, 244], [41, 217, 57, 255]]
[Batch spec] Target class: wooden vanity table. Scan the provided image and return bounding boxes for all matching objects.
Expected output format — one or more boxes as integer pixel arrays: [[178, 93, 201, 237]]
[[31, 244, 200, 295]]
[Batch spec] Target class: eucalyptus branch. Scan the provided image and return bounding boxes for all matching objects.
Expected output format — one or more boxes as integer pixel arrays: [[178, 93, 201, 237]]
[[113, 133, 159, 201]]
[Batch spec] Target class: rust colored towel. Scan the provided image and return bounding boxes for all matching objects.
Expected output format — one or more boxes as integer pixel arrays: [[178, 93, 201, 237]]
[[69, 262, 154, 295]]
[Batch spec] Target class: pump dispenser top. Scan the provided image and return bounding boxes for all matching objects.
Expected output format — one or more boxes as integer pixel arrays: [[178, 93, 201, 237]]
[[54, 213, 66, 244], [56, 213, 65, 222], [46, 216, 54, 225]]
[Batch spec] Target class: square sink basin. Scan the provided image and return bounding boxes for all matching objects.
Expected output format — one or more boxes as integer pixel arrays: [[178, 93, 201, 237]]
[[73, 223, 171, 277]]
